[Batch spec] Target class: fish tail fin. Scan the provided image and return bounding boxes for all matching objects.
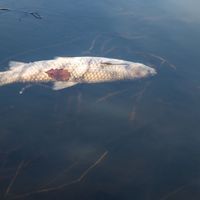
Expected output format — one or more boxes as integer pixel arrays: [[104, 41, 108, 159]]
[[0, 61, 26, 87], [0, 71, 15, 86]]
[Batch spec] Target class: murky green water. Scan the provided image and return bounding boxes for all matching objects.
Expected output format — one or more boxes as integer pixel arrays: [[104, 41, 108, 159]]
[[0, 0, 200, 199]]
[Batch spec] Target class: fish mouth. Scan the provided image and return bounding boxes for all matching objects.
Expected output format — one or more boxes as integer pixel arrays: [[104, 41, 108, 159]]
[[132, 64, 157, 78], [148, 67, 157, 76], [140, 64, 157, 77]]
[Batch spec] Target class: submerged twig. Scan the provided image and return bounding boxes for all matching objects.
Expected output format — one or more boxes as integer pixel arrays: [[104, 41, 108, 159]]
[[4, 160, 25, 198], [40, 161, 79, 189], [135, 51, 176, 70], [82, 34, 101, 55], [103, 46, 117, 56], [129, 106, 136, 121], [29, 12, 42, 19], [0, 8, 42, 19], [11, 151, 108, 199], [100, 38, 113, 54], [160, 184, 188, 200], [0, 8, 10, 11], [95, 89, 128, 103], [147, 53, 176, 69], [129, 82, 151, 121], [77, 92, 82, 114]]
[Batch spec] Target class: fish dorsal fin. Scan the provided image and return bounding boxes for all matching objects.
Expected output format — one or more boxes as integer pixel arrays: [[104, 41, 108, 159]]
[[53, 81, 77, 90], [9, 61, 25, 70]]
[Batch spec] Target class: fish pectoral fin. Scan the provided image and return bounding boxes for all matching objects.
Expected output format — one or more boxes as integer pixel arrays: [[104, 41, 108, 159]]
[[53, 81, 77, 90]]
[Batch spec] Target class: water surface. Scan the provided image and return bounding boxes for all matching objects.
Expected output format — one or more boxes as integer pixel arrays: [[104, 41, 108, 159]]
[[0, 0, 200, 199]]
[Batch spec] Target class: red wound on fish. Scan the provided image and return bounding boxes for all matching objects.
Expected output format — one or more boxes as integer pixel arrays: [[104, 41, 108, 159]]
[[46, 69, 71, 81]]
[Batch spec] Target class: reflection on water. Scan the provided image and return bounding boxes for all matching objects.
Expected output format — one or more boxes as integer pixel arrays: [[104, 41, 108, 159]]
[[0, 0, 200, 199]]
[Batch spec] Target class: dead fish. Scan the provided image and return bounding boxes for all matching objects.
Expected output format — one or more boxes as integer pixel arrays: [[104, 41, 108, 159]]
[[0, 56, 156, 90]]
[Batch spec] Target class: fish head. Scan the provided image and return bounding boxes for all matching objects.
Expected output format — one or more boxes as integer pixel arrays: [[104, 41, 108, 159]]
[[128, 63, 157, 79]]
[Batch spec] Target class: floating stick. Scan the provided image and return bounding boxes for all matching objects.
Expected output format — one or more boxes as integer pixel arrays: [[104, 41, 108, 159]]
[[10, 151, 108, 199]]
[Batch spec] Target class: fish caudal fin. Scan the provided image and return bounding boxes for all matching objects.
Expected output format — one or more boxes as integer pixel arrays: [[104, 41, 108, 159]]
[[0, 72, 9, 86], [0, 71, 15, 86], [0, 61, 26, 87]]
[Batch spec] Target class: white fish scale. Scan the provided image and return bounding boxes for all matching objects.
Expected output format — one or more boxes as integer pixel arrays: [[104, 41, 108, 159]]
[[70, 58, 90, 77], [21, 73, 49, 82], [82, 65, 128, 83], [18, 63, 52, 83], [63, 57, 137, 82], [0, 56, 156, 89]]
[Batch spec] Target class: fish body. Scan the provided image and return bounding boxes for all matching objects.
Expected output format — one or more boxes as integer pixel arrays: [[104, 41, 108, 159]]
[[0, 56, 156, 90]]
